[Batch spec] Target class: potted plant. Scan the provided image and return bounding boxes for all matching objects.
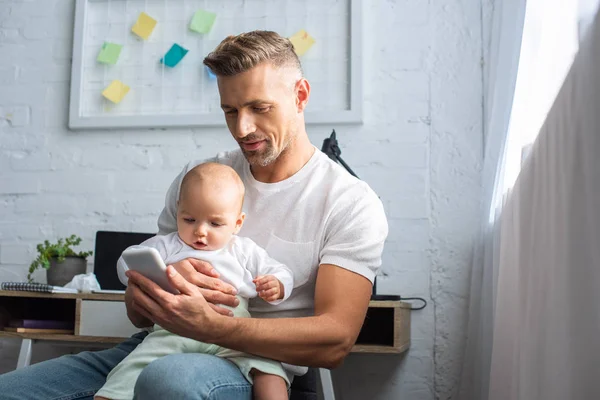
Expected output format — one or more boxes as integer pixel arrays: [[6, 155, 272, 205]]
[[28, 235, 93, 286]]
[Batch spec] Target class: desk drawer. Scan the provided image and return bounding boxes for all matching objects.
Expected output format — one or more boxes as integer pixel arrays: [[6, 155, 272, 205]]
[[78, 300, 140, 338]]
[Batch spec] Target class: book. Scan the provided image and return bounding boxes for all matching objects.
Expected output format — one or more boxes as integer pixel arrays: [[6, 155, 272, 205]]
[[0, 282, 78, 294], [9, 319, 74, 330], [3, 327, 74, 334], [91, 289, 126, 295]]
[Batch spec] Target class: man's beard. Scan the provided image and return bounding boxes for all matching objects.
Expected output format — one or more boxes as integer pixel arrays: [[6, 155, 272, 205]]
[[240, 135, 293, 167], [242, 140, 278, 167]]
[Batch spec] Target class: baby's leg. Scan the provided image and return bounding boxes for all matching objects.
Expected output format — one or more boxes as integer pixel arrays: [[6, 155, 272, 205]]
[[95, 327, 216, 400], [251, 369, 288, 400]]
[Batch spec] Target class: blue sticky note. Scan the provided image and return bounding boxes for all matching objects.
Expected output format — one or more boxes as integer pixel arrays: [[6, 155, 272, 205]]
[[206, 65, 217, 80], [160, 43, 188, 67]]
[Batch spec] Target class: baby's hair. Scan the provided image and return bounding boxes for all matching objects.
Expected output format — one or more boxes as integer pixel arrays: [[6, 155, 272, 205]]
[[179, 162, 245, 212]]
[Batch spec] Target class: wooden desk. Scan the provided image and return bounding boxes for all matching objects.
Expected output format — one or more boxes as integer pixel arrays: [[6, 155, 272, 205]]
[[0, 290, 411, 368]]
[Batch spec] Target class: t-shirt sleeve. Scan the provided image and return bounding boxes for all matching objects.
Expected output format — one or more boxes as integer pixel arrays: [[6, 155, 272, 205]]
[[234, 237, 294, 305], [116, 234, 174, 286], [319, 185, 388, 283]]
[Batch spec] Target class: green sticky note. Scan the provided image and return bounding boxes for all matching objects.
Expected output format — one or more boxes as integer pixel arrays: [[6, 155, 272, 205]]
[[160, 43, 188, 68], [97, 42, 123, 65], [189, 9, 216, 34]]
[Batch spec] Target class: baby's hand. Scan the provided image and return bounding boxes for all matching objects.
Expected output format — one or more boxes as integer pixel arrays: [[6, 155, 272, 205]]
[[253, 275, 284, 302]]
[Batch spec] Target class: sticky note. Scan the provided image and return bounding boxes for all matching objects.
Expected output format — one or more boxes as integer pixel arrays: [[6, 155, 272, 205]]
[[289, 30, 315, 56], [96, 42, 122, 65], [160, 43, 188, 68], [189, 9, 217, 34], [131, 12, 157, 40], [102, 80, 130, 104], [206, 65, 217, 80]]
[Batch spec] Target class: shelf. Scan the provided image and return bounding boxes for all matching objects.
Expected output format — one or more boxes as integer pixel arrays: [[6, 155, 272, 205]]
[[0, 291, 124, 301], [0, 291, 411, 354], [355, 300, 411, 353], [0, 331, 124, 344], [352, 343, 410, 354]]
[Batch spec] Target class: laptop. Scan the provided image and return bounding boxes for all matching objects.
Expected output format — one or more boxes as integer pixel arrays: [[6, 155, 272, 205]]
[[92, 231, 155, 293]]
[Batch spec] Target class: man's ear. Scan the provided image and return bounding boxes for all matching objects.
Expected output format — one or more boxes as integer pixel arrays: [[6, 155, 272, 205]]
[[234, 212, 246, 234], [295, 78, 310, 113]]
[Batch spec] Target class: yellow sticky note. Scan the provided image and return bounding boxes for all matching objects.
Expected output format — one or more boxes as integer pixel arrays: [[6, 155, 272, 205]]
[[289, 30, 315, 56], [102, 80, 130, 104], [131, 12, 157, 40]]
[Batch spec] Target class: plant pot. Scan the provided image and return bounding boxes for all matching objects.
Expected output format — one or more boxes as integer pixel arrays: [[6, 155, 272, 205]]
[[46, 256, 87, 287]]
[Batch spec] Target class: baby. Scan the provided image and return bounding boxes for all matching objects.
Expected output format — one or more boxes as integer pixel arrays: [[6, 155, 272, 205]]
[[95, 162, 294, 400]]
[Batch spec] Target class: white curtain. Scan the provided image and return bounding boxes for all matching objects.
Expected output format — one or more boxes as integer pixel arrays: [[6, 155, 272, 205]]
[[502, 0, 579, 190], [580, 0, 600, 39], [459, 0, 590, 398], [488, 10, 600, 398], [458, 1, 527, 398]]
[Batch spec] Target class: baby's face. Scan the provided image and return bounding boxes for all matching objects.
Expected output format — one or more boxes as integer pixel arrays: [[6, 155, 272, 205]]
[[176, 183, 244, 251]]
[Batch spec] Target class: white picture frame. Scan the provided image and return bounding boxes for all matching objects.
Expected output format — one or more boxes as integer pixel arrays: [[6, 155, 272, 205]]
[[68, 0, 363, 129]]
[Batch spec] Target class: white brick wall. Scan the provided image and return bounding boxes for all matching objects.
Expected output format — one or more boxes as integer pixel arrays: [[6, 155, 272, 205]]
[[0, 0, 485, 398]]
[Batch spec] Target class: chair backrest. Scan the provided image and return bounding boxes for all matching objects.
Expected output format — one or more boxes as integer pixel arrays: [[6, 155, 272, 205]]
[[290, 368, 317, 399]]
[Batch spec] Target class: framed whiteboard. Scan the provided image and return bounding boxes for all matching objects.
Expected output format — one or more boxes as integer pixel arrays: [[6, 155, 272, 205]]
[[68, 0, 363, 129]]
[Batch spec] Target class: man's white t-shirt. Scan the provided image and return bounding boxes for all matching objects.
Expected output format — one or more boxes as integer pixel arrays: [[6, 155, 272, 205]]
[[117, 232, 294, 305], [157, 146, 388, 319]]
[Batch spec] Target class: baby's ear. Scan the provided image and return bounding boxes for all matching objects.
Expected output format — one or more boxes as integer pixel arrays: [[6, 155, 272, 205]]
[[234, 212, 246, 233]]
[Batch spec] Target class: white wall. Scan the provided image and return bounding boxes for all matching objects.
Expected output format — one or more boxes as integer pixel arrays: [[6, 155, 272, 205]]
[[0, 1, 484, 399]]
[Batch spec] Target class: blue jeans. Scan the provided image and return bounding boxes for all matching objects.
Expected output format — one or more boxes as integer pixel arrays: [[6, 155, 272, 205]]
[[0, 332, 252, 400]]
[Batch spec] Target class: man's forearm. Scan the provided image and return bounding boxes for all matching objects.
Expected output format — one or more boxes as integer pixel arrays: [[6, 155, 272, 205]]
[[203, 265, 372, 369], [207, 314, 353, 368]]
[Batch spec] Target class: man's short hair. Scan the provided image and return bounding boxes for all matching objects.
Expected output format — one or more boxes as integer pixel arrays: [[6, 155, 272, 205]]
[[203, 30, 303, 77]]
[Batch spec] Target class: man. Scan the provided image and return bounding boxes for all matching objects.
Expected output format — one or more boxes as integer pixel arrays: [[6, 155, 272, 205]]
[[0, 31, 387, 399]]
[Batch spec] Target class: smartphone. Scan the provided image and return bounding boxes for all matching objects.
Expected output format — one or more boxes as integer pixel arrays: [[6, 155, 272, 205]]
[[121, 247, 178, 294]]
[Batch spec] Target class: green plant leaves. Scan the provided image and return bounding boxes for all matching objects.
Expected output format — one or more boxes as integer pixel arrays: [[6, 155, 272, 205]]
[[27, 235, 93, 283]]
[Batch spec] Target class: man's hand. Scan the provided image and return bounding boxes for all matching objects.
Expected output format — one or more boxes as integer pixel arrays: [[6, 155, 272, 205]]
[[253, 275, 284, 302], [124, 283, 153, 328], [126, 267, 229, 343], [209, 264, 374, 368], [169, 258, 239, 316]]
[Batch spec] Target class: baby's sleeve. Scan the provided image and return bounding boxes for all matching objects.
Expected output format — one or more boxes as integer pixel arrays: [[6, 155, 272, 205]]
[[116, 234, 173, 286], [235, 237, 294, 305]]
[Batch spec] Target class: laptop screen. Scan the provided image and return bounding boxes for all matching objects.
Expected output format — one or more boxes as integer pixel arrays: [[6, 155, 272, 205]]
[[94, 231, 155, 290]]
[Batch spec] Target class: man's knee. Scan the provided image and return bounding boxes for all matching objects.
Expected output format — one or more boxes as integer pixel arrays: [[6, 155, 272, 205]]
[[134, 353, 252, 400]]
